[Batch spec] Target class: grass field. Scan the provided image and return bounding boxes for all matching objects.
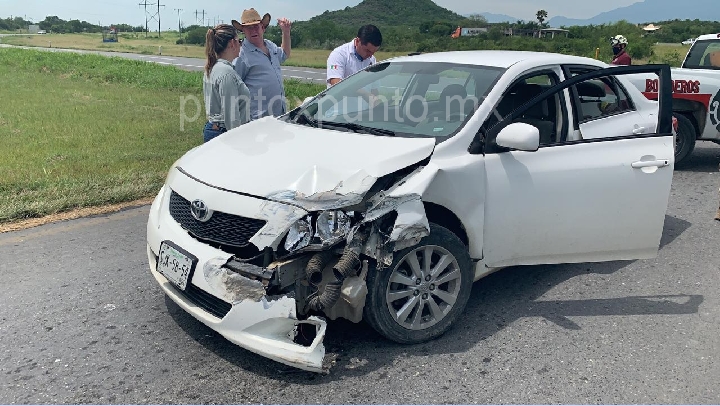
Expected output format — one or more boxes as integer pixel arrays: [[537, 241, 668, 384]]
[[0, 32, 410, 68], [0, 47, 324, 224]]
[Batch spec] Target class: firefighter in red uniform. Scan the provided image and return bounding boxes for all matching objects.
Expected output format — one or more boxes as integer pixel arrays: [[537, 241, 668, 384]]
[[610, 35, 631, 65]]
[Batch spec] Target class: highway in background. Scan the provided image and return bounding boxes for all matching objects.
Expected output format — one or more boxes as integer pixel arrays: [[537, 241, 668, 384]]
[[0, 40, 326, 83]]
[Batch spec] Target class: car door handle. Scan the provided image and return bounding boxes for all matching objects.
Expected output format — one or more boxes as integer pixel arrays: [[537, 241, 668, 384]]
[[632, 126, 647, 134], [631, 159, 669, 168]]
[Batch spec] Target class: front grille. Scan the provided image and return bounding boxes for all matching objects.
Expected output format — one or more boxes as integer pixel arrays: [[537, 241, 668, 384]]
[[179, 284, 232, 319], [169, 190, 266, 248]]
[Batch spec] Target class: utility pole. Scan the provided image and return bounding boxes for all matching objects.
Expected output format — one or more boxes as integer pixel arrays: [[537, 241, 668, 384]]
[[139, 0, 151, 37], [194, 9, 206, 26], [156, 1, 165, 37], [174, 8, 183, 38], [140, 0, 164, 37]]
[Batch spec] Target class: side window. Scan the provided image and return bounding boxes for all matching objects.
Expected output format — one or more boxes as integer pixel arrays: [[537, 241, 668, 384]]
[[573, 76, 634, 122], [683, 40, 720, 68], [482, 72, 566, 146]]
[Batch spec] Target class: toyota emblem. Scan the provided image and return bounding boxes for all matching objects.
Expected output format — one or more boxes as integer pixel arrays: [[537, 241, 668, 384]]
[[190, 199, 213, 222]]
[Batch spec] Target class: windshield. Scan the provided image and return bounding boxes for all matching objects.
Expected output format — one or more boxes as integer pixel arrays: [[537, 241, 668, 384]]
[[286, 61, 505, 140], [682, 38, 720, 69]]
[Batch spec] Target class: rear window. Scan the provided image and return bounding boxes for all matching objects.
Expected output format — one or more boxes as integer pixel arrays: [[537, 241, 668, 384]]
[[682, 38, 720, 69]]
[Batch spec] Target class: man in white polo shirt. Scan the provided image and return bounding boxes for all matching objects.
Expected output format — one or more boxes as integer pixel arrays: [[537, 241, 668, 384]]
[[326, 25, 383, 88]]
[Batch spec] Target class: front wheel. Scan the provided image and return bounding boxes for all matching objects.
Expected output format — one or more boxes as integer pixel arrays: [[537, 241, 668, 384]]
[[363, 223, 474, 344], [674, 113, 696, 165]]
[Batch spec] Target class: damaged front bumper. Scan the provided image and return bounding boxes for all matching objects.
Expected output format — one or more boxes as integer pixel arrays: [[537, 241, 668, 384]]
[[147, 184, 330, 373], [146, 160, 438, 373]]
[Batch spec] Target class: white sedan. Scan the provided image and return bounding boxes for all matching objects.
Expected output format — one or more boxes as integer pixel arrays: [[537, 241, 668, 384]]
[[146, 51, 675, 373]]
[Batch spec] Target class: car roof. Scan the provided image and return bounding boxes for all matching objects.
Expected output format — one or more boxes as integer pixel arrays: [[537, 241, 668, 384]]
[[696, 33, 720, 41], [385, 50, 607, 69]]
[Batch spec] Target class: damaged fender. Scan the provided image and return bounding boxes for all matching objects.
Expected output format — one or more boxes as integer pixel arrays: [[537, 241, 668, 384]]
[[350, 165, 442, 263]]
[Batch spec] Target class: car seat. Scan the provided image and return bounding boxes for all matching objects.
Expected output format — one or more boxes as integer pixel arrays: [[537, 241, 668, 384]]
[[575, 81, 607, 121], [438, 84, 469, 119], [511, 83, 556, 145]]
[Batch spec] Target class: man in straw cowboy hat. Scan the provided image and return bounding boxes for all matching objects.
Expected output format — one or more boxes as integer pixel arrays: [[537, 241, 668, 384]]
[[232, 8, 292, 120]]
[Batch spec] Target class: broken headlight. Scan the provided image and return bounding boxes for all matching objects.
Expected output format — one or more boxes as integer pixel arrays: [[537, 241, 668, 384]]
[[315, 210, 352, 244], [284, 211, 354, 252], [285, 215, 313, 251]]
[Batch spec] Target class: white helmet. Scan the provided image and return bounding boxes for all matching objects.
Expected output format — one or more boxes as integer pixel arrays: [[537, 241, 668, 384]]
[[610, 34, 628, 46]]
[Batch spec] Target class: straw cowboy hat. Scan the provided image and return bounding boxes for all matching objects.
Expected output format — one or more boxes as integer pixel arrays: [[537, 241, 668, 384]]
[[232, 8, 271, 29]]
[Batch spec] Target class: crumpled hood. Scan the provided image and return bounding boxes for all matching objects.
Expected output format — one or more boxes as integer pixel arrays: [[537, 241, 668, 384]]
[[177, 117, 436, 208]]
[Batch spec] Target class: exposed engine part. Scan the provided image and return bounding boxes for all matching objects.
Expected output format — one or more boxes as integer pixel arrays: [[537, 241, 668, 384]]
[[309, 280, 342, 312], [308, 246, 362, 312], [332, 248, 361, 280], [305, 251, 334, 287]]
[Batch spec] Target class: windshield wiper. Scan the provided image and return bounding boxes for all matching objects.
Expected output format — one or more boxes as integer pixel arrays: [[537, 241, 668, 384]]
[[319, 121, 396, 137], [295, 112, 319, 128]]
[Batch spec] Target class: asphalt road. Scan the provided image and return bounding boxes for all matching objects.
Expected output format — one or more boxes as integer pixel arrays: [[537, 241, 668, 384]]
[[0, 42, 327, 83], [0, 144, 719, 404]]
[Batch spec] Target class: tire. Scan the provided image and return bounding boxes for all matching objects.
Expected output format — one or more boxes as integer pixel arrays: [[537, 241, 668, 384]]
[[363, 223, 474, 344], [674, 113, 696, 165]]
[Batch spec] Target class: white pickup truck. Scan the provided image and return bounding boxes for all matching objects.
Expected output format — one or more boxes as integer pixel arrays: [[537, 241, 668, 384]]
[[627, 33, 720, 163]]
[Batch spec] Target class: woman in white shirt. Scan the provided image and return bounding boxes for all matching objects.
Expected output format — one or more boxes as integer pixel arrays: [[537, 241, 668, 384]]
[[202, 24, 251, 142]]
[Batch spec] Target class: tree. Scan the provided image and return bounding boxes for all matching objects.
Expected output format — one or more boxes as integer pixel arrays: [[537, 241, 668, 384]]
[[39, 16, 66, 31], [185, 27, 208, 45], [429, 22, 453, 37], [467, 14, 488, 25], [536, 10, 548, 26]]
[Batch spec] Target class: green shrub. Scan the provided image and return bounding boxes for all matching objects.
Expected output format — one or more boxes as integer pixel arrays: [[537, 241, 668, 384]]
[[185, 27, 207, 46]]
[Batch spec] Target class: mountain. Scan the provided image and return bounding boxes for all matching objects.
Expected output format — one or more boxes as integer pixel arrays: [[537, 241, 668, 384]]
[[548, 0, 720, 26], [307, 0, 465, 27], [480, 12, 522, 24]]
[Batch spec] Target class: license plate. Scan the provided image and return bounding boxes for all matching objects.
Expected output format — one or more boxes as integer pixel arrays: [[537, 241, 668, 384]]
[[157, 241, 197, 291]]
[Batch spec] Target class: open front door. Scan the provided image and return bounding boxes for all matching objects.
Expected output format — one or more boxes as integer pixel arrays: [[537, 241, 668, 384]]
[[482, 65, 674, 268]]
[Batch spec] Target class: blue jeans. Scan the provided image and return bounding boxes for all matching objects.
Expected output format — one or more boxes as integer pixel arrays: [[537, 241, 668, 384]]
[[203, 122, 227, 143]]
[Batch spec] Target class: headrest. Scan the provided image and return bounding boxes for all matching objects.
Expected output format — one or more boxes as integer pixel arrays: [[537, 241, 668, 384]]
[[513, 83, 543, 99], [576, 81, 606, 98], [512, 83, 547, 118], [439, 84, 467, 101], [709, 51, 720, 67]]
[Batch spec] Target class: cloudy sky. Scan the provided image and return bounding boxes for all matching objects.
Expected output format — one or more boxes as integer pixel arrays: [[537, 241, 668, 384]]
[[1, 0, 642, 27]]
